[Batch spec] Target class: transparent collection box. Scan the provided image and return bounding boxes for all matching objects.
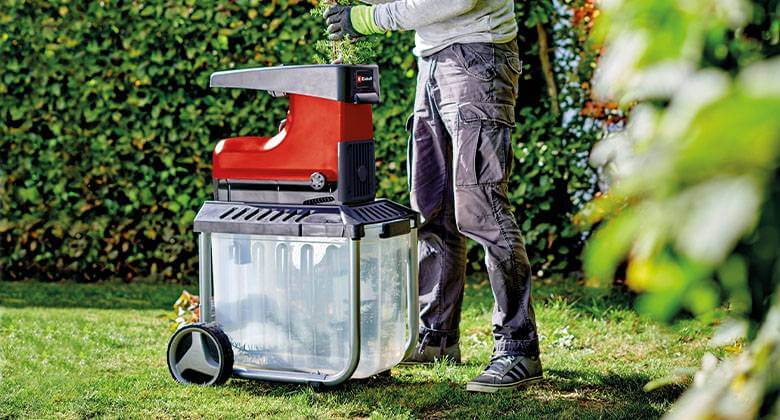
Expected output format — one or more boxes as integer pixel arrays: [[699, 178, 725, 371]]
[[210, 225, 411, 379]]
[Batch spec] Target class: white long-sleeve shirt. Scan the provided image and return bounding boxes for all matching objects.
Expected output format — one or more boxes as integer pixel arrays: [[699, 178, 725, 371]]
[[362, 0, 518, 57]]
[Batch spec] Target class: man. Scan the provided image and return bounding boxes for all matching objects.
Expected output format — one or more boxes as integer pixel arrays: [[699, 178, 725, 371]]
[[324, 0, 541, 393]]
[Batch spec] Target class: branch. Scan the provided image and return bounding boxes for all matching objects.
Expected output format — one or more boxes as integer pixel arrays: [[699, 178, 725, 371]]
[[536, 22, 560, 116]]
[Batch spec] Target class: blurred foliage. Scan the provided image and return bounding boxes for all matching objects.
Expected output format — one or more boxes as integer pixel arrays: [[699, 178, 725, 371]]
[[582, 0, 779, 416], [0, 0, 598, 282]]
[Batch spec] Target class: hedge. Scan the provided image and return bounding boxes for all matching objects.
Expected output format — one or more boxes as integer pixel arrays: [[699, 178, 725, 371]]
[[0, 0, 598, 282]]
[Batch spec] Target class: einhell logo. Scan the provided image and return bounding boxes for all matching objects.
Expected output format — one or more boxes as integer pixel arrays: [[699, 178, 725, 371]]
[[356, 75, 373, 83]]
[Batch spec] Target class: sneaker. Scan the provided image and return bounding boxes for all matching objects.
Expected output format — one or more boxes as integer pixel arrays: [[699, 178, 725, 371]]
[[401, 342, 461, 364], [466, 354, 543, 393]]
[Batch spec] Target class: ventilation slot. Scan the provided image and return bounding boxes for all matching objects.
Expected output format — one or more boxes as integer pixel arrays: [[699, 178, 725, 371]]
[[376, 204, 395, 218], [255, 209, 273, 221], [244, 209, 260, 220], [365, 207, 381, 219], [303, 196, 335, 205], [364, 207, 380, 220], [231, 207, 249, 220], [219, 207, 237, 219]]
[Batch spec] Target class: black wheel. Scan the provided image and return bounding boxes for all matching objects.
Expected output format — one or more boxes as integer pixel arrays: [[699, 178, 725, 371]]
[[167, 322, 233, 386]]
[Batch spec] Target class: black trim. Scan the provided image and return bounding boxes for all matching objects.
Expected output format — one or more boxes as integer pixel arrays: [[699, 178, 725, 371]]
[[337, 140, 376, 204]]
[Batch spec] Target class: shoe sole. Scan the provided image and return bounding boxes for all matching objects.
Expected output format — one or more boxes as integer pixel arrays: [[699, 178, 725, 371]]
[[465, 376, 542, 393]]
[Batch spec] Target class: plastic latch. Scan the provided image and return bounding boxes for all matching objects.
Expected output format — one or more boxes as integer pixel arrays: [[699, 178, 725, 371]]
[[380, 219, 411, 239]]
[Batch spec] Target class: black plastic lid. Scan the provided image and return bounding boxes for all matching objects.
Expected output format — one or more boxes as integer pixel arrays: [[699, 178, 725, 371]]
[[193, 199, 418, 240]]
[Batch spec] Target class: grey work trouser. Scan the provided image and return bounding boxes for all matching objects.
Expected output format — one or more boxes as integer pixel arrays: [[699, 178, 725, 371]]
[[409, 40, 539, 357]]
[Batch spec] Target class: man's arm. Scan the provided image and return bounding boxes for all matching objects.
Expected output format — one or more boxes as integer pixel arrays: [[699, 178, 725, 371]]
[[350, 0, 478, 34], [326, 0, 478, 39], [372, 0, 478, 31]]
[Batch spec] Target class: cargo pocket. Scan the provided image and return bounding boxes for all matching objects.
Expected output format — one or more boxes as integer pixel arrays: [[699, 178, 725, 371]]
[[494, 39, 522, 75], [507, 53, 522, 75], [455, 102, 515, 187], [451, 43, 497, 82]]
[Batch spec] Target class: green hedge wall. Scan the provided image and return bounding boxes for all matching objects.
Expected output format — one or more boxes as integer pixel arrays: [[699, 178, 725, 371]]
[[0, 0, 597, 282]]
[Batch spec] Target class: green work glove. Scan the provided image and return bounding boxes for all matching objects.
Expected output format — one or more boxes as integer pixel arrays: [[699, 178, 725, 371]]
[[324, 5, 383, 40]]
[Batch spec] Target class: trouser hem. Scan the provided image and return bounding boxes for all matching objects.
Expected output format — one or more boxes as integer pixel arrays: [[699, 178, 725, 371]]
[[419, 326, 459, 347], [494, 338, 539, 357]]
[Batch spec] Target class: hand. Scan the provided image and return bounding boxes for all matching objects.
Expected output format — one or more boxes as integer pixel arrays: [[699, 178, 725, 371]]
[[324, 5, 362, 41]]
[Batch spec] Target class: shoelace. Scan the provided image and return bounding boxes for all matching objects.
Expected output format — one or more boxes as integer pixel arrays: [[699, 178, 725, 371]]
[[483, 355, 513, 375]]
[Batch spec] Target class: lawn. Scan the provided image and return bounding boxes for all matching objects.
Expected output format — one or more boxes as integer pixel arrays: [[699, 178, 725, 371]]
[[0, 278, 719, 418]]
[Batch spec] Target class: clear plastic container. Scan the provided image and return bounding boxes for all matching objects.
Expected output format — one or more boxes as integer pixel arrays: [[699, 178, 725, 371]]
[[211, 224, 410, 379]]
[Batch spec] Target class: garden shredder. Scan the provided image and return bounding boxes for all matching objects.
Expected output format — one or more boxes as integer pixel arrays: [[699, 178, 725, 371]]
[[165, 64, 420, 388]]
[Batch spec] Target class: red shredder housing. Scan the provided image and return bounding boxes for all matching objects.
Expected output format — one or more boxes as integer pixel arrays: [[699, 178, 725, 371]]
[[213, 94, 374, 183], [208, 64, 381, 205]]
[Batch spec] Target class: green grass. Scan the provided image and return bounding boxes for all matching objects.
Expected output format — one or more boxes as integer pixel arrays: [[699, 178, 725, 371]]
[[0, 278, 718, 419]]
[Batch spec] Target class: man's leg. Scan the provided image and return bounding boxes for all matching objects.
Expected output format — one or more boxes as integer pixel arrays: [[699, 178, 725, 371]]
[[431, 41, 542, 390], [407, 55, 468, 362]]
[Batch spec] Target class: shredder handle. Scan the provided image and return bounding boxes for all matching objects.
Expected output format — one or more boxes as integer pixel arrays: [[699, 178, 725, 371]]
[[209, 64, 381, 104]]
